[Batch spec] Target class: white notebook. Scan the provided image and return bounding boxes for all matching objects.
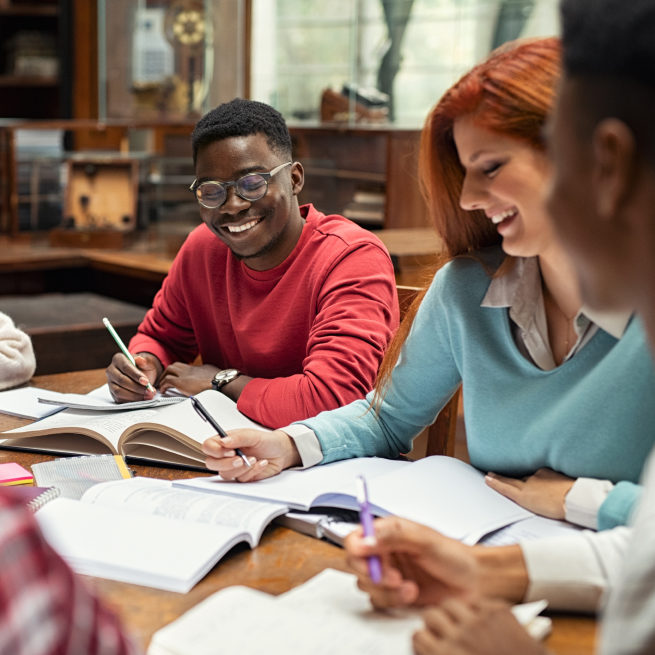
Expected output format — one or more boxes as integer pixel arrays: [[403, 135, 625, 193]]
[[147, 568, 551, 655]]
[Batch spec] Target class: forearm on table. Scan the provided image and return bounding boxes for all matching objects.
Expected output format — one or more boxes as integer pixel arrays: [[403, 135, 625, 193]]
[[473, 544, 529, 603]]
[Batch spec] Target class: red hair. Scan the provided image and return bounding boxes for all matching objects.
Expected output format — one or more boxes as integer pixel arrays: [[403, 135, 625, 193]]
[[375, 37, 562, 402]]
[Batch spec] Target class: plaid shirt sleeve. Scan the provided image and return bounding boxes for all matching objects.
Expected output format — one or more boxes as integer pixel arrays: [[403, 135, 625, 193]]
[[0, 491, 140, 655]]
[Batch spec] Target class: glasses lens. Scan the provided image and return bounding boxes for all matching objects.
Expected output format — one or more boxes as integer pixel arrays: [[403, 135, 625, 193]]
[[237, 174, 268, 201], [197, 182, 225, 208]]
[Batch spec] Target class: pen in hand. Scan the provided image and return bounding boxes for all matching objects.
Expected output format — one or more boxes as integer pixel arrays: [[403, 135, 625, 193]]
[[356, 475, 382, 584], [102, 317, 156, 393], [190, 395, 252, 469]]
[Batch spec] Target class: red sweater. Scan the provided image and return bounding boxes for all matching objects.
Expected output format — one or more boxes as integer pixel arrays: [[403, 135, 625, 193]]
[[130, 204, 399, 427]]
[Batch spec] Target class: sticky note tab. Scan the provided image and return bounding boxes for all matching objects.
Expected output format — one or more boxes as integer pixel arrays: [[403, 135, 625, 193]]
[[0, 462, 34, 486]]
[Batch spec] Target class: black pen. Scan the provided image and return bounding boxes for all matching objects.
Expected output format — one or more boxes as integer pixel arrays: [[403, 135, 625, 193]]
[[190, 395, 251, 468]]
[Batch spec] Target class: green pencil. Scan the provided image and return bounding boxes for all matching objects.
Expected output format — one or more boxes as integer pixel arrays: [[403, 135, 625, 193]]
[[102, 317, 155, 393]]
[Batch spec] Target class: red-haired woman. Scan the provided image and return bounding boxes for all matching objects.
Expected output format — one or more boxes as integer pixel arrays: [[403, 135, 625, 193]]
[[202, 38, 655, 536]]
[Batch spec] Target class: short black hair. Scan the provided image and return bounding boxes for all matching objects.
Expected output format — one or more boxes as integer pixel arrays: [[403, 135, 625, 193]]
[[560, 0, 655, 163], [191, 98, 292, 164], [560, 0, 655, 86]]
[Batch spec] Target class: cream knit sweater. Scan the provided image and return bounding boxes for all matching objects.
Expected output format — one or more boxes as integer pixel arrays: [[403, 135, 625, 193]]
[[0, 311, 36, 390]]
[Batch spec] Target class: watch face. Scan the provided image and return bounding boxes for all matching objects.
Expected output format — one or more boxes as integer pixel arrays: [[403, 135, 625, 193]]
[[212, 369, 240, 389]]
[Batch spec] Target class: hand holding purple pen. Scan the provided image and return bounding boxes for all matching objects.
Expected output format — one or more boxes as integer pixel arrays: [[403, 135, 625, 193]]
[[356, 474, 382, 584]]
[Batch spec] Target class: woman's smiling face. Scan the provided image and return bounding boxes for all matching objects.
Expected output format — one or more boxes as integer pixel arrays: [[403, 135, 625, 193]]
[[453, 114, 554, 259]]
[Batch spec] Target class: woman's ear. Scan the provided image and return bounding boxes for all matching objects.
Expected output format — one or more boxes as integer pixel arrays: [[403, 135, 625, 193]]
[[592, 118, 637, 220], [290, 161, 305, 196]]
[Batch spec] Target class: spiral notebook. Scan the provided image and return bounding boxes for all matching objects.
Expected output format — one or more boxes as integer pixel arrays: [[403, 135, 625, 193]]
[[32, 454, 133, 500], [3, 485, 61, 512]]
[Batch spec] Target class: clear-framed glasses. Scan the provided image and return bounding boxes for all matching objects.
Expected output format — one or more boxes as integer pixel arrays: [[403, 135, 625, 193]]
[[189, 161, 293, 209]]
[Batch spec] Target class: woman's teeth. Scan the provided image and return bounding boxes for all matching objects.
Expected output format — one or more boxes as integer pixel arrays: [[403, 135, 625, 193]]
[[491, 209, 517, 225]]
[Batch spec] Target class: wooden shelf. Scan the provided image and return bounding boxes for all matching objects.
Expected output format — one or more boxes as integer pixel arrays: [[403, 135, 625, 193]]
[[290, 125, 430, 230], [0, 6, 58, 17], [0, 74, 58, 87]]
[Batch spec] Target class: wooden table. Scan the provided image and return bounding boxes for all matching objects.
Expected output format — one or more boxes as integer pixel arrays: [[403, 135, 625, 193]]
[[0, 370, 597, 654]]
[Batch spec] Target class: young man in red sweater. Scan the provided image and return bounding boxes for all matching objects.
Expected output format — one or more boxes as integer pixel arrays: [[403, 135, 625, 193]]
[[106, 99, 398, 428]]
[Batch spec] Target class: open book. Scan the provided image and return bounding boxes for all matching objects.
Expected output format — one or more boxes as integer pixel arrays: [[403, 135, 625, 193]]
[[147, 568, 551, 655], [174, 456, 535, 545], [0, 389, 265, 470], [35, 477, 288, 593]]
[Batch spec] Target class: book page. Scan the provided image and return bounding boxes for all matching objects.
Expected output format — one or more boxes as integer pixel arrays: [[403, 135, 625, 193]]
[[173, 457, 408, 510], [1, 405, 164, 454], [81, 477, 288, 545], [366, 456, 534, 545], [176, 456, 534, 545], [118, 389, 268, 463], [36, 497, 246, 593]]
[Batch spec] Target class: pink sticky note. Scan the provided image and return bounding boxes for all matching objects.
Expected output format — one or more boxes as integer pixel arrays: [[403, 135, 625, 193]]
[[0, 462, 33, 485]]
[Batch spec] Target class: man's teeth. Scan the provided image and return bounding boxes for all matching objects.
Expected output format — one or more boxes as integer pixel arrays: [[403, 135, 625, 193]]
[[491, 209, 516, 225], [225, 218, 262, 233]]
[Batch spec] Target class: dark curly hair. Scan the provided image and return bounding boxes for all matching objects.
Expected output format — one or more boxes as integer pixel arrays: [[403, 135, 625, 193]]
[[560, 0, 655, 163], [561, 0, 655, 86], [191, 98, 292, 163]]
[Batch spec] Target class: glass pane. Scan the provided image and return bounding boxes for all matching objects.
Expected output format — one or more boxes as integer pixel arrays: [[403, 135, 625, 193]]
[[252, 0, 559, 128], [98, 0, 215, 120]]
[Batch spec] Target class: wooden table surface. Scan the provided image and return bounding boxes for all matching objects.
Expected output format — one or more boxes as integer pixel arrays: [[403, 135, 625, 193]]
[[0, 369, 597, 654]]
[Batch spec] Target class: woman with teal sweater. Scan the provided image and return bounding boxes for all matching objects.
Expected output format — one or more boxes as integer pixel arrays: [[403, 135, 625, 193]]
[[201, 38, 655, 531]]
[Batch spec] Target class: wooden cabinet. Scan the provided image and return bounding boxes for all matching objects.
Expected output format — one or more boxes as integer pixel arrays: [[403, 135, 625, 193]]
[[0, 0, 71, 119], [289, 125, 430, 230]]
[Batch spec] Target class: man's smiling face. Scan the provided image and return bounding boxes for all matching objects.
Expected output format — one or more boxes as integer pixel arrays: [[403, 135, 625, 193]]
[[194, 133, 304, 271]]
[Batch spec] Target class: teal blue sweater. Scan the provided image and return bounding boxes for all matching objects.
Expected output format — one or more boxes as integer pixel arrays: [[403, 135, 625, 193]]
[[297, 250, 655, 530]]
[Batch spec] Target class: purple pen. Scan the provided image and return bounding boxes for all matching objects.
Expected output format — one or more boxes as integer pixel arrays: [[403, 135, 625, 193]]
[[355, 474, 382, 584]]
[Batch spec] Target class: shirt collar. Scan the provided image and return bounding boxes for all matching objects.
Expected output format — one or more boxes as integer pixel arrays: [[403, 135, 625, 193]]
[[481, 256, 632, 338]]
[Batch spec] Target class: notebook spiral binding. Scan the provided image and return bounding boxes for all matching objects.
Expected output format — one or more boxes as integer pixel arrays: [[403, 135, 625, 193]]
[[27, 487, 61, 513]]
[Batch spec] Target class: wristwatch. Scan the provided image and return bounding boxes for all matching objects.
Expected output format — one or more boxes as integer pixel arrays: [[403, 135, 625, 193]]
[[211, 368, 241, 392]]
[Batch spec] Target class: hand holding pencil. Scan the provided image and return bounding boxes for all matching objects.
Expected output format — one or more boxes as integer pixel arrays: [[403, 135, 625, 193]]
[[103, 317, 159, 400]]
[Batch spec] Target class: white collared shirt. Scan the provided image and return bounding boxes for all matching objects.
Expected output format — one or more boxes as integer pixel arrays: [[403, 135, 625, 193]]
[[481, 256, 629, 371]]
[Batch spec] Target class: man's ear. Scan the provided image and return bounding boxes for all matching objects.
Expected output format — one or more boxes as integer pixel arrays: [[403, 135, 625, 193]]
[[592, 118, 636, 219], [290, 161, 304, 196]]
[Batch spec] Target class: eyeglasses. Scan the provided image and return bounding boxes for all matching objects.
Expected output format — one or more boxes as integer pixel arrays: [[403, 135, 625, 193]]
[[189, 161, 293, 209]]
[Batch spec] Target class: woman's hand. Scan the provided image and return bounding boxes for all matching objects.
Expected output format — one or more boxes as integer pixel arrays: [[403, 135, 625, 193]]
[[485, 468, 575, 519], [202, 429, 301, 481]]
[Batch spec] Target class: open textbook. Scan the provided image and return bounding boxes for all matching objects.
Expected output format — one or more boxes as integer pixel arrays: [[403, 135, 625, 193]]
[[147, 568, 551, 655], [35, 477, 287, 593], [174, 456, 536, 545], [0, 389, 266, 470]]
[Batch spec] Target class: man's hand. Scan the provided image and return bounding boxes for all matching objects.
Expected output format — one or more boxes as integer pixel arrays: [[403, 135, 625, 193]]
[[485, 468, 575, 520], [413, 597, 549, 655], [158, 362, 219, 397], [202, 429, 301, 481], [106, 352, 161, 402], [344, 517, 480, 609]]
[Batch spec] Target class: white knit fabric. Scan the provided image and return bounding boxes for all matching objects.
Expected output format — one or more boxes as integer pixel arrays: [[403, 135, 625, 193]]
[[0, 311, 36, 390]]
